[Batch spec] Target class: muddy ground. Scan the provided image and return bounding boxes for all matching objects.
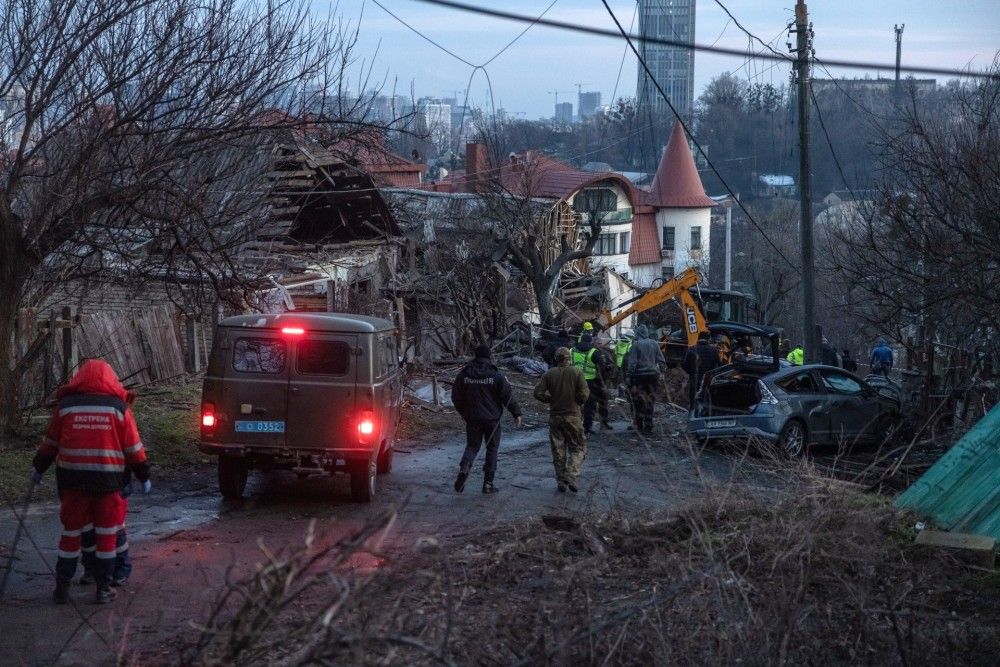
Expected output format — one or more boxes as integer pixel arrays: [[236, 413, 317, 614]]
[[0, 383, 777, 665]]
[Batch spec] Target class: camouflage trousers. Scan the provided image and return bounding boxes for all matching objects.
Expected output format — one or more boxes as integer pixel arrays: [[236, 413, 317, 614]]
[[549, 414, 587, 484]]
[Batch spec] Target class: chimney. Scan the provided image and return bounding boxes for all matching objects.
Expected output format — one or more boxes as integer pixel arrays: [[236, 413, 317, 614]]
[[466, 141, 488, 192]]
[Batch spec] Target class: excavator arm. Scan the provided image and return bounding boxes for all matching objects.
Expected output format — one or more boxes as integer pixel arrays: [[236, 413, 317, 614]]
[[597, 266, 709, 344]]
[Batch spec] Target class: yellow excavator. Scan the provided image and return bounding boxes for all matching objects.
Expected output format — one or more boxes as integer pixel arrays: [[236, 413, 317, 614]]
[[596, 266, 709, 346], [595, 267, 763, 366]]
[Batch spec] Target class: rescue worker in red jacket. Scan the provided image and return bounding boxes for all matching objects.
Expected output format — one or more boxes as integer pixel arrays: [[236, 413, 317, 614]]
[[30, 360, 151, 604]]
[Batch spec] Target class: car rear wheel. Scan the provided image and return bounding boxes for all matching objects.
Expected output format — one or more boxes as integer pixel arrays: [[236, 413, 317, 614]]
[[218, 456, 248, 499], [377, 441, 393, 475], [350, 458, 376, 503], [778, 420, 807, 457]]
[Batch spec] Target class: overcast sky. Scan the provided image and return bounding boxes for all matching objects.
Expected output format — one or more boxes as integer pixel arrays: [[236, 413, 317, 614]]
[[328, 0, 998, 119]]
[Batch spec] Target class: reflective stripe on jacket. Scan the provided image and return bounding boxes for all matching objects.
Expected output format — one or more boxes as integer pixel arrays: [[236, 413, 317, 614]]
[[571, 348, 598, 380], [33, 360, 149, 492]]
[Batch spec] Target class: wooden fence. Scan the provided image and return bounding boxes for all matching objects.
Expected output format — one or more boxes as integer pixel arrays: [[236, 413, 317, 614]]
[[13, 304, 207, 409]]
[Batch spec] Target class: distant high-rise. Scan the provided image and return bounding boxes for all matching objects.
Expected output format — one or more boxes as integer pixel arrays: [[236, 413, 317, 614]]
[[636, 0, 696, 123], [417, 98, 452, 155], [554, 102, 574, 124], [578, 92, 602, 119]]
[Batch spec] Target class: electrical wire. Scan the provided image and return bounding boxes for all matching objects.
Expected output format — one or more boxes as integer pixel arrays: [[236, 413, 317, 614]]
[[810, 85, 858, 201], [373, 0, 559, 155], [712, 0, 788, 61], [407, 0, 998, 81]]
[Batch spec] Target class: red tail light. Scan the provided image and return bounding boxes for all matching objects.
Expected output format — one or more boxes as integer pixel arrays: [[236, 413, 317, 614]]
[[201, 402, 217, 429], [357, 410, 377, 444], [281, 326, 305, 335]]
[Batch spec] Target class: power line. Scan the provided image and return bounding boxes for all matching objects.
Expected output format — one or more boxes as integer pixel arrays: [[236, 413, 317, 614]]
[[600, 0, 800, 273], [810, 86, 857, 200], [408, 0, 999, 81], [372, 0, 558, 153], [712, 0, 788, 61]]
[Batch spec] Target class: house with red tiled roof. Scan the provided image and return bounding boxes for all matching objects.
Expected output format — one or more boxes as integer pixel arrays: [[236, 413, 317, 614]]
[[426, 143, 642, 281], [393, 121, 713, 290]]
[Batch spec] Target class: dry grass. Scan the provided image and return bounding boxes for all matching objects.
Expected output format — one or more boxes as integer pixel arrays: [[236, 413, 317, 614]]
[[180, 465, 1000, 666]]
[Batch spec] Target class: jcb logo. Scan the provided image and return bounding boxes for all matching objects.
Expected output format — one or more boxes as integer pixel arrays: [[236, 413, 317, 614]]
[[686, 307, 698, 333]]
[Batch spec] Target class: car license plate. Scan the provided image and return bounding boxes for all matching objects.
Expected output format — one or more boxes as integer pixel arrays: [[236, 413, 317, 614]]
[[234, 420, 285, 433], [706, 419, 736, 429]]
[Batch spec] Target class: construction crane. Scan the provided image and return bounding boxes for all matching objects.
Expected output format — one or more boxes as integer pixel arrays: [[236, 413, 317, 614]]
[[548, 90, 573, 106]]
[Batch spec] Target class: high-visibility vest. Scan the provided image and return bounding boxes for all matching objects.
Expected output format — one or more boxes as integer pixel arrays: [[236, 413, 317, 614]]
[[615, 339, 632, 368], [571, 348, 598, 380], [787, 347, 804, 365]]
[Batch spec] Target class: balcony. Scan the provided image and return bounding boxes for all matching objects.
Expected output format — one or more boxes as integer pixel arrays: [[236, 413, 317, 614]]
[[601, 207, 633, 224], [580, 207, 632, 225]]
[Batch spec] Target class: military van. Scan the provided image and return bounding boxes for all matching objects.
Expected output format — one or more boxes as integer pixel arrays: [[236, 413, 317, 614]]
[[199, 313, 402, 502]]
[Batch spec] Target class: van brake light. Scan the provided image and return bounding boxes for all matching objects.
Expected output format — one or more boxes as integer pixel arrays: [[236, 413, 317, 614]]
[[201, 402, 217, 428], [357, 410, 377, 443], [281, 327, 305, 335]]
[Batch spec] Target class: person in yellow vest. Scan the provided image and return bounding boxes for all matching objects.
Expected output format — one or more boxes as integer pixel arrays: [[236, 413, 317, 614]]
[[614, 335, 633, 369], [787, 345, 804, 365], [576, 320, 594, 343], [571, 333, 611, 433]]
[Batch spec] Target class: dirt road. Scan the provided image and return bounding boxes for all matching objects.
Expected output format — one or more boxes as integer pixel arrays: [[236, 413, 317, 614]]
[[0, 413, 751, 664]]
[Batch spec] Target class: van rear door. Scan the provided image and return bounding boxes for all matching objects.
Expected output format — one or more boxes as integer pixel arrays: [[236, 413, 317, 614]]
[[223, 333, 290, 448], [286, 334, 358, 450]]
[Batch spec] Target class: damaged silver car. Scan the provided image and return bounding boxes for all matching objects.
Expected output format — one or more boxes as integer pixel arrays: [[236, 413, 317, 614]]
[[688, 324, 902, 455]]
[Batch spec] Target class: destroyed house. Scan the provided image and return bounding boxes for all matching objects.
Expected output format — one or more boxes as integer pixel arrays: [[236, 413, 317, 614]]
[[245, 137, 404, 314]]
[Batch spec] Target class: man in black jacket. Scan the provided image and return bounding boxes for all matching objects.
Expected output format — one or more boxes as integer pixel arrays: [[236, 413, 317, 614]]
[[683, 332, 720, 408], [452, 345, 522, 494]]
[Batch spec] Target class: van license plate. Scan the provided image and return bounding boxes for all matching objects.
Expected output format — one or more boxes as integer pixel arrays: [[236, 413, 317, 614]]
[[235, 420, 286, 433], [706, 419, 736, 429]]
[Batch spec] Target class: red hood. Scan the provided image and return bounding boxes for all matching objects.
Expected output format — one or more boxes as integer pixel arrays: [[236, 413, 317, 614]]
[[56, 359, 128, 401]]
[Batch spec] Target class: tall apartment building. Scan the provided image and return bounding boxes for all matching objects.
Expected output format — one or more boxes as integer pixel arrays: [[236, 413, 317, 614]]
[[554, 102, 574, 124], [636, 0, 696, 123], [578, 91, 602, 119], [417, 98, 452, 155]]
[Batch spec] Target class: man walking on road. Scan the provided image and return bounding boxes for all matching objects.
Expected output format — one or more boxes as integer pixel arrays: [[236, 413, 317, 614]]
[[534, 347, 589, 492], [452, 345, 522, 494], [571, 333, 611, 433], [624, 324, 666, 435], [683, 332, 720, 408], [30, 359, 151, 605]]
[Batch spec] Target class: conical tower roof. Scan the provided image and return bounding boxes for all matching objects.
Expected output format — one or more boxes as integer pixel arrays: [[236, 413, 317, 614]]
[[648, 121, 715, 208]]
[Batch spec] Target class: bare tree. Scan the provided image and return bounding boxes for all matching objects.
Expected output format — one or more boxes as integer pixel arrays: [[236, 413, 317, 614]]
[[475, 129, 607, 330], [0, 0, 388, 427], [732, 201, 801, 329], [827, 63, 1000, 394]]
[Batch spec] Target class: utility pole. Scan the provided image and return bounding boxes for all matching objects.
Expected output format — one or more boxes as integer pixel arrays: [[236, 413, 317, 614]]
[[724, 199, 733, 291], [894, 24, 905, 105], [792, 0, 816, 363]]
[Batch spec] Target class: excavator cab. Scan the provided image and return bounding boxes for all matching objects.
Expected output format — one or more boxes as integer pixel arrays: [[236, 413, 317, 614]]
[[698, 289, 755, 324]]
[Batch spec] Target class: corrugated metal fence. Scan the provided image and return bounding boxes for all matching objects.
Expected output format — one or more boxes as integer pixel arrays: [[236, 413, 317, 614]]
[[895, 402, 1000, 540]]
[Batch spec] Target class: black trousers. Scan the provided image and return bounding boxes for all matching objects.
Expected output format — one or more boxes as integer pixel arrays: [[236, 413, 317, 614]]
[[459, 419, 501, 482], [583, 379, 609, 430], [629, 375, 659, 432]]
